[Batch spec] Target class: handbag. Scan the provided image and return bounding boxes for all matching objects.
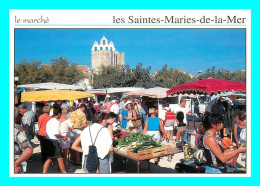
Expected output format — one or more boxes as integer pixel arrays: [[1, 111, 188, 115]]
[[131, 111, 142, 128]]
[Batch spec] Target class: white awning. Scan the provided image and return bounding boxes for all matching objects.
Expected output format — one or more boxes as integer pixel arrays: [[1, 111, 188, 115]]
[[17, 82, 85, 91]]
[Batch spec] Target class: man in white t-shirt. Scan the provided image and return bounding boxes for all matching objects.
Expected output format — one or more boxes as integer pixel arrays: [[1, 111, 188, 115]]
[[175, 98, 187, 125], [159, 102, 175, 162], [110, 99, 120, 123], [43, 108, 68, 173]]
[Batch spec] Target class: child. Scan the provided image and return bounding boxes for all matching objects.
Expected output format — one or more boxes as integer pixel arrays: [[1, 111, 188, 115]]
[[234, 111, 246, 147]]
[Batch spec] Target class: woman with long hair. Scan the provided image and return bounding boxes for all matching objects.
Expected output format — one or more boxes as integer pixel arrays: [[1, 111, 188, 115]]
[[202, 112, 246, 173]]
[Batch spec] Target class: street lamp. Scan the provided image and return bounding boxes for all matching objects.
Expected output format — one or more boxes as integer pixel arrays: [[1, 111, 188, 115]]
[[89, 68, 96, 87]]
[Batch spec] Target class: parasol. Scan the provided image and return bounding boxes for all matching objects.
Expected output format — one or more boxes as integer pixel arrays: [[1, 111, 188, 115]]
[[167, 78, 246, 95], [21, 89, 94, 102]]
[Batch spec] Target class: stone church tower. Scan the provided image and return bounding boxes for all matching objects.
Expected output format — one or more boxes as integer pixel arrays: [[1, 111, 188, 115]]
[[91, 36, 125, 72]]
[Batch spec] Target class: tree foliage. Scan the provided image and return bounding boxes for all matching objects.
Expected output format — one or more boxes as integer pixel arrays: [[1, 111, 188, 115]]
[[14, 60, 50, 84], [93, 63, 195, 89], [14, 57, 85, 85], [50, 57, 85, 84], [153, 64, 196, 88], [93, 63, 155, 88], [15, 58, 246, 88], [198, 66, 246, 83]]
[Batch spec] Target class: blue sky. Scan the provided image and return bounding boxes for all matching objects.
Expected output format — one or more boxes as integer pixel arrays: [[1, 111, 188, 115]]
[[15, 28, 246, 74]]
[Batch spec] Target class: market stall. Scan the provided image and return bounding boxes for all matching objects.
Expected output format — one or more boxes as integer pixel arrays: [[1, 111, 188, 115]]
[[21, 89, 94, 102], [123, 87, 170, 114], [167, 78, 246, 96], [166, 79, 246, 173], [166, 78, 246, 121], [17, 82, 85, 91], [88, 87, 145, 105], [113, 132, 182, 173], [124, 87, 169, 98]]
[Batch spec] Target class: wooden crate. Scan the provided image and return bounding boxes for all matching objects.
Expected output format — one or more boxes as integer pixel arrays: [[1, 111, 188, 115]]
[[127, 145, 170, 160], [114, 148, 128, 156], [167, 142, 176, 148]]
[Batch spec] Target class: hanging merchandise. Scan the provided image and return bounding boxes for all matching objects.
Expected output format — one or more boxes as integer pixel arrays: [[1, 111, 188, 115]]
[[184, 145, 196, 159], [181, 130, 192, 145], [195, 134, 204, 149], [195, 149, 206, 163], [69, 100, 74, 106]]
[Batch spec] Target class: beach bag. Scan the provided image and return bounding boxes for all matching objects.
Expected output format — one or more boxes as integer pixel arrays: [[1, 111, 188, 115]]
[[86, 126, 104, 172], [163, 109, 176, 127], [131, 112, 142, 128]]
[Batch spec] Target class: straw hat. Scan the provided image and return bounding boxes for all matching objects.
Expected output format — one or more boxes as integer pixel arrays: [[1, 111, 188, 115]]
[[125, 101, 133, 109]]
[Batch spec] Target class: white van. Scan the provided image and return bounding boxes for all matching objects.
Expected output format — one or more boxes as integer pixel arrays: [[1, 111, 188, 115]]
[[158, 95, 210, 116]]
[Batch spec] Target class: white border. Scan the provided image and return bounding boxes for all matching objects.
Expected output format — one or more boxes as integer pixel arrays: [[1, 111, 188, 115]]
[[9, 9, 251, 177]]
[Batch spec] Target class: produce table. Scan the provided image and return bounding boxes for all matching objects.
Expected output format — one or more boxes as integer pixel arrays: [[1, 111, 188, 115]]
[[114, 143, 182, 173]]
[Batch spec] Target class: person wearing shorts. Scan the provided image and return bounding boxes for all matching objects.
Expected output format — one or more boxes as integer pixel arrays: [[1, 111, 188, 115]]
[[43, 108, 68, 173], [14, 125, 33, 173]]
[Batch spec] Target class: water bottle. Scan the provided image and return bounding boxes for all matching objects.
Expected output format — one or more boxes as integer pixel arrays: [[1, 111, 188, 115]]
[[20, 161, 27, 173]]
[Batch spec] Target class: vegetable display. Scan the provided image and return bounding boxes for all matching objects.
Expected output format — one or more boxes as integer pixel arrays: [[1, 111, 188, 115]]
[[117, 133, 161, 153]]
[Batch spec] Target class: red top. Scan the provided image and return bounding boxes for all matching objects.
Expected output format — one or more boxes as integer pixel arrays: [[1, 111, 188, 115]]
[[103, 102, 112, 114], [167, 78, 246, 95], [38, 113, 52, 137]]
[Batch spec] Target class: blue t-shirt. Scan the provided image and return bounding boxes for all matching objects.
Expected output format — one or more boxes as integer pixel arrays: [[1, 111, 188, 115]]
[[147, 117, 160, 131], [121, 110, 129, 129]]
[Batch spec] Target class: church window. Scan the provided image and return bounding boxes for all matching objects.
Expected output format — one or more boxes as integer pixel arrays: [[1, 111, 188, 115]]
[[103, 40, 105, 45], [100, 47, 103, 50], [94, 47, 97, 51], [106, 47, 108, 50]]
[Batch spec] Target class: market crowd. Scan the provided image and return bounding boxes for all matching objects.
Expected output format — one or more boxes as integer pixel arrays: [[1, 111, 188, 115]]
[[14, 95, 246, 174]]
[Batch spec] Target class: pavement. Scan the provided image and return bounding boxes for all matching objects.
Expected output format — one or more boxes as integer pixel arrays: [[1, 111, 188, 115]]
[[25, 136, 246, 174]]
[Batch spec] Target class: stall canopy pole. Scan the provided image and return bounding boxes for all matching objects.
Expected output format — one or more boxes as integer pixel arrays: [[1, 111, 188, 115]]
[[191, 97, 193, 115], [158, 98, 160, 116]]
